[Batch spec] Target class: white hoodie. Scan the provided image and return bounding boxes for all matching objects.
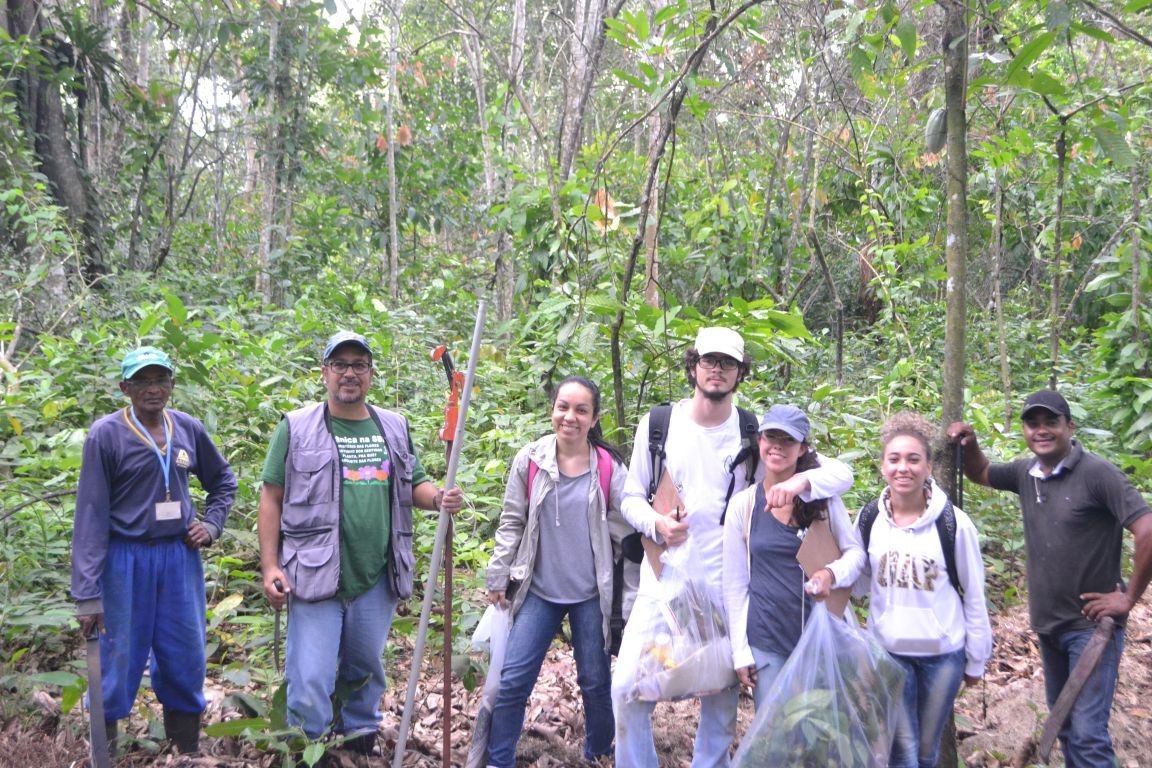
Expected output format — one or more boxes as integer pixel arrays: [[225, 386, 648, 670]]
[[854, 479, 992, 678]]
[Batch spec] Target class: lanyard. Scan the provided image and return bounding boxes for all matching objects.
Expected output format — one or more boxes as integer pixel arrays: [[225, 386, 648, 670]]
[[125, 407, 173, 500]]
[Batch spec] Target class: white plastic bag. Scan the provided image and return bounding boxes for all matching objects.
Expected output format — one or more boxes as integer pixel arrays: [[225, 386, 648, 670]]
[[732, 603, 905, 767], [465, 605, 510, 768], [626, 542, 738, 702]]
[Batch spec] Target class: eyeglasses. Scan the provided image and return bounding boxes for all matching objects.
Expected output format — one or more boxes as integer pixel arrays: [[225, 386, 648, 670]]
[[126, 376, 173, 389], [697, 355, 739, 371], [325, 360, 372, 374], [760, 432, 799, 446]]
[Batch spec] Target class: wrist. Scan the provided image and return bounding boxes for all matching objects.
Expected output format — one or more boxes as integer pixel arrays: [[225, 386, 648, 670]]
[[433, 489, 444, 510]]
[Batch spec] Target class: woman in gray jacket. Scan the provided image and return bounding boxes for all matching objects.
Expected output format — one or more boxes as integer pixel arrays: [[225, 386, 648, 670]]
[[484, 376, 632, 767]]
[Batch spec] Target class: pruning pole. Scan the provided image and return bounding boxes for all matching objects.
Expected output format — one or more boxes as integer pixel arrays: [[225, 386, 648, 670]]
[[394, 300, 486, 768]]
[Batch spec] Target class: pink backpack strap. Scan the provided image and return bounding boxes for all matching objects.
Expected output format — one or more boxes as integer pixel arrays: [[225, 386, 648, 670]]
[[595, 446, 613, 504], [527, 449, 612, 506]]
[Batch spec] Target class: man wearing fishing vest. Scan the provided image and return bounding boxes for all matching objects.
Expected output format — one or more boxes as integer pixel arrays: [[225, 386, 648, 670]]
[[258, 331, 463, 754], [72, 346, 237, 756], [610, 327, 854, 768]]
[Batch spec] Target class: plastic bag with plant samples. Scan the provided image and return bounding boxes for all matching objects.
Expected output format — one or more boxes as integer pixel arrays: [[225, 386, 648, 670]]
[[624, 540, 738, 702], [732, 602, 905, 768]]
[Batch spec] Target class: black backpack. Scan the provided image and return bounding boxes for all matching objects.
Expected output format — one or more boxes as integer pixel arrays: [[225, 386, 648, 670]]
[[856, 497, 963, 596], [644, 403, 760, 524]]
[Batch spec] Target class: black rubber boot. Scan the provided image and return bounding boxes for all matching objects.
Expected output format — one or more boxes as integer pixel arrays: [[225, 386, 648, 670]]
[[342, 731, 377, 755], [104, 719, 119, 759], [162, 708, 201, 754]]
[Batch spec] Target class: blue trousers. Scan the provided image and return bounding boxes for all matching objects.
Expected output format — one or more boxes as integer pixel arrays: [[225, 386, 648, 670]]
[[888, 648, 966, 768], [1039, 626, 1125, 768], [285, 574, 398, 739], [100, 537, 207, 719], [486, 592, 613, 766]]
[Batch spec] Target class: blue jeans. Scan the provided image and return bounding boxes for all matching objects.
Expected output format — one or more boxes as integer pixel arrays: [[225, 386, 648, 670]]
[[285, 574, 397, 739], [100, 538, 207, 720], [486, 592, 613, 767], [1038, 626, 1125, 768], [889, 648, 966, 768], [749, 645, 788, 713], [612, 590, 738, 768]]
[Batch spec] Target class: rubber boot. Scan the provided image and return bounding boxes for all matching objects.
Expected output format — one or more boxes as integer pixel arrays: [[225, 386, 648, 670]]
[[162, 708, 201, 754], [342, 731, 377, 755], [105, 719, 119, 759]]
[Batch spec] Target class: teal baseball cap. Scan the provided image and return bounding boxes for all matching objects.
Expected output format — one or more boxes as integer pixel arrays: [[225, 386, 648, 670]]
[[121, 346, 174, 380]]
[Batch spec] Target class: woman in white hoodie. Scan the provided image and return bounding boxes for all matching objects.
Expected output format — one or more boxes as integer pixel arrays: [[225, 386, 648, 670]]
[[855, 412, 992, 768]]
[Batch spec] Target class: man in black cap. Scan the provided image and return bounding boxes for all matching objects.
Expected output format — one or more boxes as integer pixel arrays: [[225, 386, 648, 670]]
[[949, 391, 1151, 766], [258, 331, 462, 754]]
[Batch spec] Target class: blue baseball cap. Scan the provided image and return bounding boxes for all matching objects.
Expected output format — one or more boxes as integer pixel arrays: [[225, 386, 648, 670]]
[[323, 331, 373, 360], [757, 404, 810, 442], [120, 346, 174, 380]]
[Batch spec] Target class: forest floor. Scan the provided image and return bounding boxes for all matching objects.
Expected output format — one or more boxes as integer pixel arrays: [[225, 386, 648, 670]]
[[5, 600, 1150, 768]]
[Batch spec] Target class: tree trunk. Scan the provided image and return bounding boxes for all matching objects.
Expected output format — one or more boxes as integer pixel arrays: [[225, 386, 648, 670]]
[[557, 0, 610, 181], [385, 0, 405, 300], [255, 9, 282, 301], [937, 2, 970, 761], [8, 0, 104, 278]]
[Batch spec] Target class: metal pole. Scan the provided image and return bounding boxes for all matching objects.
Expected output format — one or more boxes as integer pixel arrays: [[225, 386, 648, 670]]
[[394, 300, 486, 767]]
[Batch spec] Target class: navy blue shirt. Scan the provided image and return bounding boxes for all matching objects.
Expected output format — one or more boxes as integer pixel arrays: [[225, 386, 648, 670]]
[[747, 485, 812, 656]]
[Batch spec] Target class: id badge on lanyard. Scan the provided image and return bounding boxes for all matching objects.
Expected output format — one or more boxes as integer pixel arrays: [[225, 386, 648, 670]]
[[127, 407, 181, 523]]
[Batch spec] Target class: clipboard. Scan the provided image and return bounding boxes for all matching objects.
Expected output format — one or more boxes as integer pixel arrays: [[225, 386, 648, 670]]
[[796, 516, 851, 616], [642, 469, 684, 579]]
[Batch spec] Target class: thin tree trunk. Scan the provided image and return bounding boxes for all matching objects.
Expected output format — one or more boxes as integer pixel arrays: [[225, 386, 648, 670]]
[[256, 10, 281, 300], [385, 0, 405, 300], [557, 0, 612, 181], [1048, 125, 1067, 387], [937, 4, 970, 763]]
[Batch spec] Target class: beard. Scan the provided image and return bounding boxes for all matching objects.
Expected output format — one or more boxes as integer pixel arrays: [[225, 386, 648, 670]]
[[700, 384, 733, 402]]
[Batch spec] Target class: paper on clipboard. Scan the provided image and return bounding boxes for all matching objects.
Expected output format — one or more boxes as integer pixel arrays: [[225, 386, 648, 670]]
[[796, 517, 851, 616], [642, 469, 685, 579]]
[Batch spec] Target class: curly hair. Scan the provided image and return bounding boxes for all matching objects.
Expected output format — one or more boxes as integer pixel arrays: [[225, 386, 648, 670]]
[[880, 411, 937, 458], [790, 448, 828, 529]]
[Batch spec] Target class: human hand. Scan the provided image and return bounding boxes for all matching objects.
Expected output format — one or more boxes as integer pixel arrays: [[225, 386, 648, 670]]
[[439, 486, 464, 514], [1080, 584, 1131, 621], [947, 422, 977, 447], [804, 569, 834, 599], [737, 666, 757, 689], [185, 520, 212, 549], [263, 569, 291, 609], [489, 590, 507, 609], [77, 613, 105, 638], [765, 475, 809, 509], [655, 514, 689, 547]]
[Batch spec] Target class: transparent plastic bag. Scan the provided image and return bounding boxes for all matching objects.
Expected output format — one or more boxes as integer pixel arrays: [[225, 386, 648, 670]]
[[465, 605, 510, 768], [732, 603, 905, 768], [626, 542, 738, 702]]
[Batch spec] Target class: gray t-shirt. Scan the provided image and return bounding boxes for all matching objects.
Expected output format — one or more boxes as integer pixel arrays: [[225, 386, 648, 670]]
[[530, 471, 597, 603], [746, 484, 811, 656]]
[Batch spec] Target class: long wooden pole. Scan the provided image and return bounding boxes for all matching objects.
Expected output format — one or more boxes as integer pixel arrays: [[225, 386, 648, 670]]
[[394, 300, 486, 767]]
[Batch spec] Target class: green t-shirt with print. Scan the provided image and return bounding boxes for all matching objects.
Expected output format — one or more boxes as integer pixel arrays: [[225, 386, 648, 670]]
[[262, 414, 428, 598]]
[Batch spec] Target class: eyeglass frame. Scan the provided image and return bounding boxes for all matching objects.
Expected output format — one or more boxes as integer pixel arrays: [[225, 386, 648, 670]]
[[697, 355, 740, 371], [124, 375, 174, 389], [324, 359, 374, 374]]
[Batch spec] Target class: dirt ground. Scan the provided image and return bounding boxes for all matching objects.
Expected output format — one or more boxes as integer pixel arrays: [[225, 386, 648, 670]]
[[5, 600, 1149, 768]]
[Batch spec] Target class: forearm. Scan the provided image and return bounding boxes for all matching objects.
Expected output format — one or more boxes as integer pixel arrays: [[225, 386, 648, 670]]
[[256, 484, 284, 571], [1125, 516, 1152, 608], [413, 480, 442, 510]]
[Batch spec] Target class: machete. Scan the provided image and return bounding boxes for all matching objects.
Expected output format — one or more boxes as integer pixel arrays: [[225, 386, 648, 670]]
[[85, 625, 111, 768], [273, 578, 285, 673], [1037, 615, 1116, 762]]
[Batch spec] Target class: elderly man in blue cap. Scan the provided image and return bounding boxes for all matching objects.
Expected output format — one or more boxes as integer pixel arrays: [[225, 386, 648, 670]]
[[258, 331, 463, 755], [72, 346, 237, 755]]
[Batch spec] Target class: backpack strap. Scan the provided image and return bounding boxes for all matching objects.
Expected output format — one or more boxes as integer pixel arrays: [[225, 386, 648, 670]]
[[859, 497, 962, 596], [720, 407, 761, 525], [936, 499, 962, 597], [857, 498, 882, 553], [646, 404, 673, 502]]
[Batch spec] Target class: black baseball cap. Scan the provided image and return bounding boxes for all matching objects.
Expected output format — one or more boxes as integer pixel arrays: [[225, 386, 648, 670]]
[[1021, 390, 1071, 420]]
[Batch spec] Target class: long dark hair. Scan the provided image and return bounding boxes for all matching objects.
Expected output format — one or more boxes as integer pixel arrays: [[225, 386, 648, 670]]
[[790, 448, 828, 529], [552, 375, 625, 465]]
